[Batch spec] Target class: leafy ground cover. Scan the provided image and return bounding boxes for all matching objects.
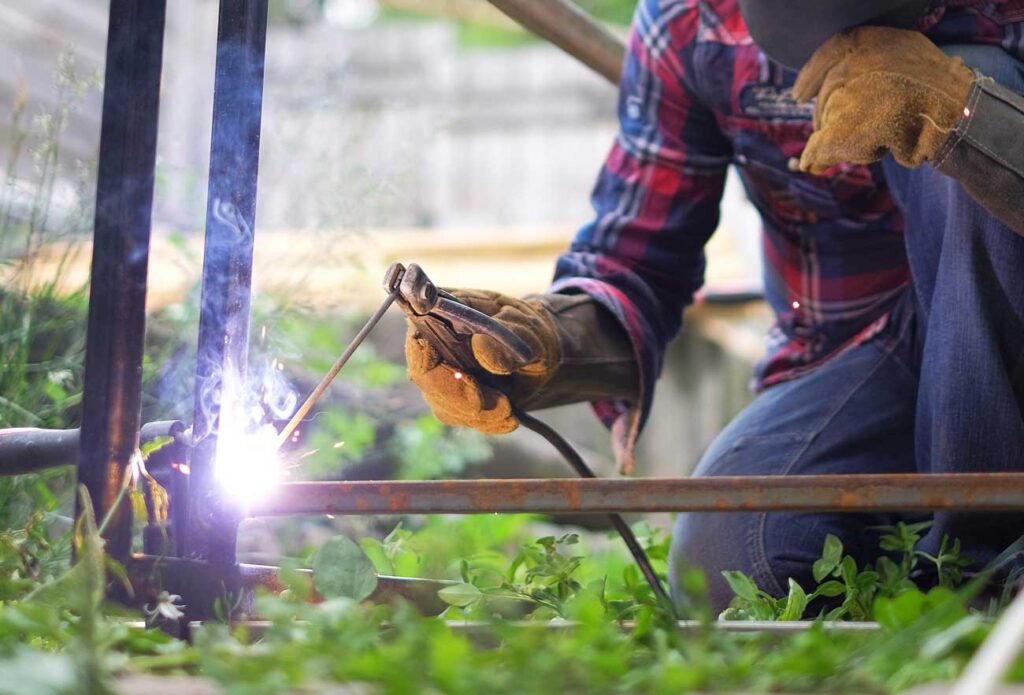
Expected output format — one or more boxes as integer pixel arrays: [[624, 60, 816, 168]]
[[0, 487, 1018, 695]]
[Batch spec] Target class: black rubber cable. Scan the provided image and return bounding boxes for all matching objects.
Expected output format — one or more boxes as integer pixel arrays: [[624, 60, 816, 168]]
[[514, 408, 678, 618]]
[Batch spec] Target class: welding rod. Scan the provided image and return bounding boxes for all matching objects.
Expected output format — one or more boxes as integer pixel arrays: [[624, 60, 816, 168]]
[[275, 287, 401, 450], [485, 0, 626, 85]]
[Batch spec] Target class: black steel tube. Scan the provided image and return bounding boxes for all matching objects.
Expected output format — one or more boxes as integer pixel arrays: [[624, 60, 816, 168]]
[[249, 473, 1024, 516], [77, 0, 167, 563], [184, 0, 269, 563], [0, 421, 184, 476], [486, 0, 625, 84]]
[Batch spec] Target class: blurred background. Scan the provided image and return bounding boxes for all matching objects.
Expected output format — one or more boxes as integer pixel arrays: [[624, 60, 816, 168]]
[[0, 0, 767, 563]]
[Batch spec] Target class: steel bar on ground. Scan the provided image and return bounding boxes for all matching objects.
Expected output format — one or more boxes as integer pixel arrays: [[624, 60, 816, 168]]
[[485, 0, 625, 85], [184, 0, 269, 563], [77, 0, 167, 564], [250, 474, 1024, 517]]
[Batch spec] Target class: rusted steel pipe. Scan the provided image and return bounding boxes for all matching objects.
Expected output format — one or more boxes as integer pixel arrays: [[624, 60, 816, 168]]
[[485, 0, 626, 85], [249, 474, 1024, 516], [126, 555, 451, 619]]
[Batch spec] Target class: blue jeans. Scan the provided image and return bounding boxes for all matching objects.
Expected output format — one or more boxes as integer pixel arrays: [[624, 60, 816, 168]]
[[671, 45, 1024, 612]]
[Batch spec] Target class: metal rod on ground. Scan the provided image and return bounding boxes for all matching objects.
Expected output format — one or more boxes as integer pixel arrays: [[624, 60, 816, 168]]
[[275, 288, 401, 450], [515, 409, 676, 614], [77, 0, 167, 564], [250, 474, 1024, 516], [485, 0, 626, 85], [951, 585, 1024, 695]]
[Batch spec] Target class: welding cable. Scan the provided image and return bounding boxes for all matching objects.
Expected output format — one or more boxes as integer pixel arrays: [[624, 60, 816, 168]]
[[513, 408, 678, 617]]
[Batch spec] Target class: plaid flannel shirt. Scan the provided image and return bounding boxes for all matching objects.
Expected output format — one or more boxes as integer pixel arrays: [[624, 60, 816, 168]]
[[551, 0, 1024, 466]]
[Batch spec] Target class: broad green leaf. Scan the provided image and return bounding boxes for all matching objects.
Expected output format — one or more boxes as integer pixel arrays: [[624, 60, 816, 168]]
[[438, 582, 483, 608], [779, 579, 807, 621], [721, 571, 760, 603], [810, 580, 846, 600], [312, 536, 378, 601], [812, 558, 835, 583], [874, 589, 926, 630], [822, 534, 843, 566]]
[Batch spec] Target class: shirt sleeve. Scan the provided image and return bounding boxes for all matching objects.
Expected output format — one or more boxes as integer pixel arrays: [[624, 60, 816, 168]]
[[550, 2, 732, 470]]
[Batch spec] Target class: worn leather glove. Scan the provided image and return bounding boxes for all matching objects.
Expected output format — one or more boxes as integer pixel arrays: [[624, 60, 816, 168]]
[[405, 290, 638, 435], [793, 26, 975, 174]]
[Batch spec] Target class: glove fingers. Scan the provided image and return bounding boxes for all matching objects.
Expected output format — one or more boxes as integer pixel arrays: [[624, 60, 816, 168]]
[[446, 288, 506, 317], [799, 79, 898, 173], [405, 322, 441, 377], [793, 31, 856, 103], [414, 363, 517, 433], [470, 301, 551, 376]]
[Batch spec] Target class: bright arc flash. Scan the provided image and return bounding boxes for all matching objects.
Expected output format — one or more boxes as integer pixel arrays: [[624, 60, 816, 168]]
[[215, 423, 283, 504]]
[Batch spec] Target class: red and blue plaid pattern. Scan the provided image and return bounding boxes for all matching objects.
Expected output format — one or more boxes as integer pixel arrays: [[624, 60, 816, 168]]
[[551, 0, 1024, 458]]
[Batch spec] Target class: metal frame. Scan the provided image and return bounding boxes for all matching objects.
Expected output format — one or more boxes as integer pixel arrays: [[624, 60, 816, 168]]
[[64, 0, 1024, 627]]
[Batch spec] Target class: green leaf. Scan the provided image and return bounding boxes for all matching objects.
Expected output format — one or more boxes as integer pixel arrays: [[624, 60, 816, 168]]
[[810, 580, 846, 599], [140, 435, 173, 458], [312, 536, 378, 601], [438, 582, 483, 608], [839, 556, 858, 586], [874, 589, 926, 630], [812, 558, 835, 583], [822, 534, 843, 566], [779, 579, 807, 621], [721, 570, 760, 603]]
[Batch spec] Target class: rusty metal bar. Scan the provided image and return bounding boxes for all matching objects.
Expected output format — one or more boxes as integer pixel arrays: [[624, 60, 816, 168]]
[[249, 474, 1024, 516], [126, 555, 451, 619], [184, 0, 269, 564], [485, 0, 625, 85], [77, 0, 167, 563]]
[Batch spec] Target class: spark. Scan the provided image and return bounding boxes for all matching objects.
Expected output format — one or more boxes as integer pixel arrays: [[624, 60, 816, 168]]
[[300, 448, 321, 459], [326, 514, 335, 520], [260, 325, 267, 343], [453, 371, 463, 380], [791, 301, 801, 310], [333, 441, 345, 449], [277, 362, 285, 371], [172, 462, 191, 475]]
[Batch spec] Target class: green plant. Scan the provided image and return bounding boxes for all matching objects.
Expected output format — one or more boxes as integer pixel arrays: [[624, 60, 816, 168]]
[[719, 521, 976, 622]]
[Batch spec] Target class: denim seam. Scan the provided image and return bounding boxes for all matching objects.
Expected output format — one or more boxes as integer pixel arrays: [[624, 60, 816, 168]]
[[748, 331, 906, 598]]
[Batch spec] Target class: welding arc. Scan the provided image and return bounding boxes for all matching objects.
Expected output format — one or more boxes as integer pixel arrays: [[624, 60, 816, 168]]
[[275, 288, 400, 450], [513, 408, 678, 618]]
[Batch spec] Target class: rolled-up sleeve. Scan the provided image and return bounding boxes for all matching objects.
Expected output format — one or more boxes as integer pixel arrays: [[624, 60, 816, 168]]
[[551, 1, 732, 466]]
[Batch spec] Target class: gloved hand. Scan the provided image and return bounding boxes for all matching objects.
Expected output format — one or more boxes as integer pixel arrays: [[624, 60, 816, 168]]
[[405, 290, 561, 434], [405, 290, 638, 434], [793, 26, 975, 174]]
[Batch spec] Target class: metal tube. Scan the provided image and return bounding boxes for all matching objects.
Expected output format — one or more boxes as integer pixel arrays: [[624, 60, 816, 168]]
[[486, 0, 626, 85], [77, 0, 167, 563], [249, 474, 1024, 517], [0, 421, 184, 476], [184, 0, 269, 563]]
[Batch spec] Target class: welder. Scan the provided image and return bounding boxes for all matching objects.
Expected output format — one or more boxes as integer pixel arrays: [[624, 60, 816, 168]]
[[405, 0, 1024, 611]]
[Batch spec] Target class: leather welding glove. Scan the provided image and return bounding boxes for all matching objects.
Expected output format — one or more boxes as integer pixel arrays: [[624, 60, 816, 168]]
[[405, 291, 638, 434], [793, 25, 975, 173]]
